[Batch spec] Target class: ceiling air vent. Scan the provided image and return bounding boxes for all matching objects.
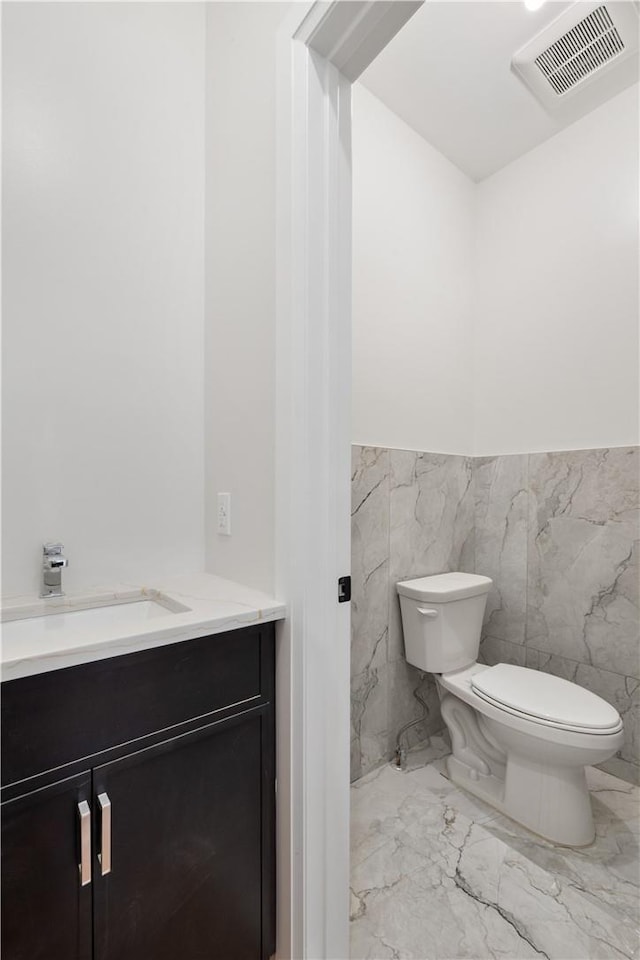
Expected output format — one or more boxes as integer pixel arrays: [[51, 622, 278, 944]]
[[536, 6, 624, 95], [512, 1, 639, 110]]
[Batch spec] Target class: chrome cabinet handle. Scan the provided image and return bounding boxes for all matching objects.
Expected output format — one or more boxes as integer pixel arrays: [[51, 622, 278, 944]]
[[77, 800, 91, 886], [417, 607, 438, 618], [97, 792, 112, 876]]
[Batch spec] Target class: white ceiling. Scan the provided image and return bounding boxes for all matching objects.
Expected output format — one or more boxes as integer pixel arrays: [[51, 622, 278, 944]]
[[360, 0, 639, 182]]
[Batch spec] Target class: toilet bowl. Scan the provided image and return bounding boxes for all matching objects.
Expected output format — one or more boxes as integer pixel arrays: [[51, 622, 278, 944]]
[[397, 572, 624, 846]]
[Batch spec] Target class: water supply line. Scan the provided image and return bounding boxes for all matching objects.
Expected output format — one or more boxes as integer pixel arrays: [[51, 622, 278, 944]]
[[393, 673, 429, 771]]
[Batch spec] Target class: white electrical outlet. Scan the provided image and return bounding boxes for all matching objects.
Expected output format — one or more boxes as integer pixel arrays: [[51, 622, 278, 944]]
[[217, 492, 231, 536]]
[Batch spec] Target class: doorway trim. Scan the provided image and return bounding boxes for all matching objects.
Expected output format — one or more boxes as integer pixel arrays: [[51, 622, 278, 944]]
[[275, 4, 422, 957]]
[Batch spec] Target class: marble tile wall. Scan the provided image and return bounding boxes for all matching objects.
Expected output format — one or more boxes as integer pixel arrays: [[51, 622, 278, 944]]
[[351, 444, 639, 784], [476, 446, 639, 784], [351, 446, 474, 781]]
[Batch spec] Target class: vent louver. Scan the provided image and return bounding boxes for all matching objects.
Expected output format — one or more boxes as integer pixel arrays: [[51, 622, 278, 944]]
[[511, 1, 639, 111], [535, 6, 625, 96]]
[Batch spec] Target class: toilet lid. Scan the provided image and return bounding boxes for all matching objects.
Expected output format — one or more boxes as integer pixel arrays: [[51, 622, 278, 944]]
[[471, 664, 621, 730]]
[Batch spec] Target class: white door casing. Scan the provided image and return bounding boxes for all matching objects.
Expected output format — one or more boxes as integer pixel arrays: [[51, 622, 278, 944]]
[[275, 4, 422, 958]]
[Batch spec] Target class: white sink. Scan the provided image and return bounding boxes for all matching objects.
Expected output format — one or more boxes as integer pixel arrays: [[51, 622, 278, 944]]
[[1, 592, 190, 648]]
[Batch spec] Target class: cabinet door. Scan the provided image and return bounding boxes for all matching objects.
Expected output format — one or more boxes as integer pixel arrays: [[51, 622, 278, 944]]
[[1, 771, 93, 960], [93, 712, 268, 960]]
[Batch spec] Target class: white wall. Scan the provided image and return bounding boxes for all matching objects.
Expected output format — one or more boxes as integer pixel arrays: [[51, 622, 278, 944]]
[[352, 83, 639, 456], [204, 3, 290, 595], [352, 84, 475, 455], [2, 3, 205, 597], [474, 85, 639, 455]]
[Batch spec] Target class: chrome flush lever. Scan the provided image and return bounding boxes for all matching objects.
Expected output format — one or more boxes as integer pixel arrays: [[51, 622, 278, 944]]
[[417, 607, 438, 618]]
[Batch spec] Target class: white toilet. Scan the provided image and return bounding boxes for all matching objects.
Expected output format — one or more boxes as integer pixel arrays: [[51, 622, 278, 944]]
[[397, 572, 624, 846]]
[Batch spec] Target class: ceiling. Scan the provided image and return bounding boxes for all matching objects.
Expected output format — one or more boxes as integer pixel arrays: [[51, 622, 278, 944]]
[[359, 0, 639, 182]]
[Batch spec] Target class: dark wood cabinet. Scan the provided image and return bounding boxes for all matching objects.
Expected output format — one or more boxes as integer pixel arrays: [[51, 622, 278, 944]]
[[1, 624, 276, 960], [1, 771, 93, 960], [93, 714, 265, 960]]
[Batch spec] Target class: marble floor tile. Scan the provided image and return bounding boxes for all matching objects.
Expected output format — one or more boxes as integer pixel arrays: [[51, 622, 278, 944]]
[[403, 735, 453, 773], [351, 750, 640, 960]]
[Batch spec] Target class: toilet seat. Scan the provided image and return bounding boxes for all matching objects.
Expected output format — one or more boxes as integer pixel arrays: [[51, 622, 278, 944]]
[[470, 664, 622, 735]]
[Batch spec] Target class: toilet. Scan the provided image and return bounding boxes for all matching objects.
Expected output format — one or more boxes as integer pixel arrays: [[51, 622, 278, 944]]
[[397, 572, 624, 846]]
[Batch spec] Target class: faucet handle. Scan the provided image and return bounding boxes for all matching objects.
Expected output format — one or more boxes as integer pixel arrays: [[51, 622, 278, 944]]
[[40, 542, 68, 597], [43, 542, 64, 556], [43, 543, 68, 569]]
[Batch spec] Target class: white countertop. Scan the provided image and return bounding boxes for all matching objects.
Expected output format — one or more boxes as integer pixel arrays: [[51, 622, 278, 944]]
[[1, 573, 286, 681]]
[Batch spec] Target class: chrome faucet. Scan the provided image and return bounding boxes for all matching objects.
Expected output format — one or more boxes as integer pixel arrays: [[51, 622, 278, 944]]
[[41, 543, 68, 598]]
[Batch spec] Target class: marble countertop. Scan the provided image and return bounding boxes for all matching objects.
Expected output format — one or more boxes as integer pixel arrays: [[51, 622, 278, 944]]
[[1, 573, 286, 681]]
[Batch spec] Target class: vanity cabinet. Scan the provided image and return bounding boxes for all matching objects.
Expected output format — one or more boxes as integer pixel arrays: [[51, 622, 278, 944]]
[[2, 771, 93, 960], [1, 623, 276, 960]]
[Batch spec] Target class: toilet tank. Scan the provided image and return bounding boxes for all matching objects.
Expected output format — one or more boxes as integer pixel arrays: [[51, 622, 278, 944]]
[[396, 573, 492, 674]]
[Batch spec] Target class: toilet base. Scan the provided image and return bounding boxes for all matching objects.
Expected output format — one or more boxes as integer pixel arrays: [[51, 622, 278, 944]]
[[446, 754, 505, 809], [503, 753, 595, 846], [435, 674, 622, 846], [445, 754, 596, 847]]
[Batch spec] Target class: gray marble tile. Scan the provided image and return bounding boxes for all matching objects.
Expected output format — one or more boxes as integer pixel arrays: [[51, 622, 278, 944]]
[[403, 732, 452, 772], [535, 651, 640, 784], [599, 752, 640, 787], [351, 446, 391, 781], [388, 450, 475, 662], [386, 661, 444, 756], [479, 635, 528, 667], [351, 756, 640, 960], [474, 455, 528, 646], [350, 736, 362, 784], [387, 583, 406, 668], [350, 443, 639, 795], [526, 447, 639, 679], [350, 748, 497, 873], [351, 663, 389, 781], [477, 641, 639, 785], [351, 446, 390, 679]]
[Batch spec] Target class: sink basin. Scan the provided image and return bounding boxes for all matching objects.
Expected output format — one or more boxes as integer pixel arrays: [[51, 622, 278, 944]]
[[1, 592, 190, 648]]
